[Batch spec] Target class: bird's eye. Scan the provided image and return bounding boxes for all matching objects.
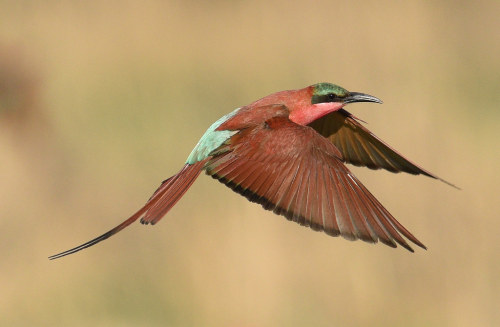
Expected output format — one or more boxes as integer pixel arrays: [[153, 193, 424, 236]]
[[327, 93, 336, 100]]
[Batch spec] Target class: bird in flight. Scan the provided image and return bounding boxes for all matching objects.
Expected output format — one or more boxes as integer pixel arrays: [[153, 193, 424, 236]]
[[49, 82, 456, 259]]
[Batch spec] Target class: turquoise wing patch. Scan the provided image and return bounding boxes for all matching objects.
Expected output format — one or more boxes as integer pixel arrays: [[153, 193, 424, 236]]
[[186, 108, 241, 164]]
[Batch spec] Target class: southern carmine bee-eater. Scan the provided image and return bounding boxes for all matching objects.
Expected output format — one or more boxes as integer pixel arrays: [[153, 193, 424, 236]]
[[49, 82, 456, 259]]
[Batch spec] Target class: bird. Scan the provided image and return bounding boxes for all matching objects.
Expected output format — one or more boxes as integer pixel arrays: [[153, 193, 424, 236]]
[[49, 82, 456, 260]]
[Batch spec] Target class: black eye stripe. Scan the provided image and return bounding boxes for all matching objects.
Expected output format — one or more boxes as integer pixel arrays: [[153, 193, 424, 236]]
[[311, 93, 344, 104]]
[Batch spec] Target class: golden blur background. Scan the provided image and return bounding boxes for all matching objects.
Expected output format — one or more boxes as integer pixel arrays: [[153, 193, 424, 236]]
[[1, 1, 499, 326]]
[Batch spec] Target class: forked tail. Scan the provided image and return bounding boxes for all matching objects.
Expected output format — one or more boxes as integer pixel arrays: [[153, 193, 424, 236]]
[[49, 160, 206, 260]]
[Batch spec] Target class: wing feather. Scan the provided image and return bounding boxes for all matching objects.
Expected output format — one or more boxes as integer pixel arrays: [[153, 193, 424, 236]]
[[339, 172, 378, 243], [319, 163, 338, 235], [206, 116, 425, 251], [308, 109, 457, 188]]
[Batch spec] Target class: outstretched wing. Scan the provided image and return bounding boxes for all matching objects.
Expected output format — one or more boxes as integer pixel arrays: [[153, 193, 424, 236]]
[[309, 109, 456, 188], [206, 116, 426, 252]]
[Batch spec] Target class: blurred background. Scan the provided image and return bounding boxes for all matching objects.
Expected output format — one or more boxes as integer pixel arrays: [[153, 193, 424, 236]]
[[1, 1, 499, 326]]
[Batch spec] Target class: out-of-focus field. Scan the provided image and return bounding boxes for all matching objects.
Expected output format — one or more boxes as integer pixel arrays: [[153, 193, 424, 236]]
[[1, 1, 499, 326]]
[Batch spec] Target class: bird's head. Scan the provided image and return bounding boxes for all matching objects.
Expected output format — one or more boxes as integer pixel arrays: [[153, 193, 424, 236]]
[[289, 82, 382, 125]]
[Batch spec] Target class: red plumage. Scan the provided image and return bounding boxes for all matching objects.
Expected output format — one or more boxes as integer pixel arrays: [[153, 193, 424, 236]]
[[50, 83, 456, 259], [205, 114, 425, 251]]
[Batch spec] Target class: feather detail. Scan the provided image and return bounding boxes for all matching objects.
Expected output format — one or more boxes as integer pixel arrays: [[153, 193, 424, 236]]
[[141, 161, 206, 225], [205, 115, 426, 252], [309, 109, 458, 189]]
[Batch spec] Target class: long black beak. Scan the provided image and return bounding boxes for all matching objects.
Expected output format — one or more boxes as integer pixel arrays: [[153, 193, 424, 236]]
[[343, 92, 383, 104]]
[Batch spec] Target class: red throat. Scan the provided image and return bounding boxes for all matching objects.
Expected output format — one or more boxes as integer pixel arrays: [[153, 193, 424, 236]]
[[289, 102, 344, 126]]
